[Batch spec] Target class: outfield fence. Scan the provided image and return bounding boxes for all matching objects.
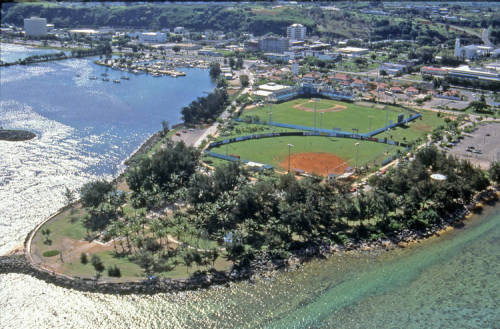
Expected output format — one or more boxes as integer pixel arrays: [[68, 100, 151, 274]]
[[204, 151, 274, 171]]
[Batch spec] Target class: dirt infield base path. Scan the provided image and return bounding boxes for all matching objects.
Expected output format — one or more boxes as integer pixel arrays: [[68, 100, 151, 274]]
[[280, 152, 350, 176], [293, 100, 347, 113]]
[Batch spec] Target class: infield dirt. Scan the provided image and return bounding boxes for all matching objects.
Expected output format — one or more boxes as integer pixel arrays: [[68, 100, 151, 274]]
[[280, 152, 349, 176]]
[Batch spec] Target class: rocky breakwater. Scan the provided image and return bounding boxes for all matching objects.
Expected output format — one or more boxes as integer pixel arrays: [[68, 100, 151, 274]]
[[0, 253, 240, 294]]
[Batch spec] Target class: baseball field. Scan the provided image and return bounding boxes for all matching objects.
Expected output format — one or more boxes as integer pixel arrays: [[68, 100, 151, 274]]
[[241, 98, 406, 133], [209, 135, 404, 175]]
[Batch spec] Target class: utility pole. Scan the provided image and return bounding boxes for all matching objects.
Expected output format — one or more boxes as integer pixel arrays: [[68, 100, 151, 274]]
[[314, 99, 317, 131], [288, 143, 294, 173], [355, 142, 360, 173], [320, 112, 324, 130]]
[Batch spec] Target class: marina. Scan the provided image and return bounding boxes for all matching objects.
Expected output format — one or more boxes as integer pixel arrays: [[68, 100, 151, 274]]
[[95, 58, 187, 77]]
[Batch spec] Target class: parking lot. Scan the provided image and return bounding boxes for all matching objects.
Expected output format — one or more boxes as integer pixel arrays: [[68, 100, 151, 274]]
[[170, 126, 207, 147], [426, 97, 470, 111], [448, 122, 500, 169]]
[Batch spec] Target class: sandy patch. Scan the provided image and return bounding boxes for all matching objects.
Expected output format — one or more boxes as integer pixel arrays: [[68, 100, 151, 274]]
[[293, 100, 347, 113]]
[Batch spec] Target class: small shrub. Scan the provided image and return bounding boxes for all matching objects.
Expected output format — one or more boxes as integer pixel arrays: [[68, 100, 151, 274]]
[[80, 252, 88, 264], [43, 250, 60, 257], [107, 265, 122, 277]]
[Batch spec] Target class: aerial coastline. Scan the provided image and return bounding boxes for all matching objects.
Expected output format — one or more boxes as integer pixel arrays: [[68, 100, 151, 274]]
[[1, 2, 500, 327]]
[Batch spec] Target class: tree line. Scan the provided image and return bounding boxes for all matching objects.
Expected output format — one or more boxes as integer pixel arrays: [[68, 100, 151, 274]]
[[181, 86, 228, 125], [77, 142, 498, 277]]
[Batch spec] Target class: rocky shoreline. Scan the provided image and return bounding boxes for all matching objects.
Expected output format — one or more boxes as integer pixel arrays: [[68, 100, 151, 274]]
[[0, 129, 36, 141], [1, 188, 496, 295]]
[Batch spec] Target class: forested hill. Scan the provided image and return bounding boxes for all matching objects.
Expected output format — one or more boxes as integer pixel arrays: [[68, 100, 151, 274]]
[[1, 3, 316, 36]]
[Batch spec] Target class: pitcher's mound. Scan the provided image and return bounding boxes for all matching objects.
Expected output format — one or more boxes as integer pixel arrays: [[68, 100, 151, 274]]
[[280, 152, 349, 176]]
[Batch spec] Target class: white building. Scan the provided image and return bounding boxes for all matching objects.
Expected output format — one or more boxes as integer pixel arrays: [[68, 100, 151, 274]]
[[336, 47, 369, 57], [23, 17, 47, 37], [139, 32, 166, 43], [448, 65, 500, 82], [454, 38, 493, 59], [291, 61, 299, 75], [174, 26, 185, 34], [287, 23, 306, 41]]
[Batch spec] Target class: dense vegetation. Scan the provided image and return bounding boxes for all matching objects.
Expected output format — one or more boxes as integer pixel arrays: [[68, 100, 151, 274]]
[[181, 87, 228, 125], [76, 143, 494, 277]]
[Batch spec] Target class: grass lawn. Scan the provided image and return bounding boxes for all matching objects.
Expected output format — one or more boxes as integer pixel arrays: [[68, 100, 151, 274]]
[[155, 252, 233, 279], [217, 122, 297, 141], [376, 109, 446, 143], [35, 207, 87, 250], [209, 136, 403, 170], [63, 250, 144, 280], [241, 98, 406, 133]]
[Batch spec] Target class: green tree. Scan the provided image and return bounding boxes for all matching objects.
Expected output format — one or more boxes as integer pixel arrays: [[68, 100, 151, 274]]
[[64, 187, 75, 205], [80, 252, 88, 264], [239, 74, 249, 87], [209, 62, 221, 79], [80, 180, 114, 208], [489, 162, 500, 184], [91, 254, 105, 280]]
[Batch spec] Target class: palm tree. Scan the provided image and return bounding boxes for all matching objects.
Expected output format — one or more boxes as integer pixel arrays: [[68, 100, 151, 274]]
[[107, 222, 119, 253]]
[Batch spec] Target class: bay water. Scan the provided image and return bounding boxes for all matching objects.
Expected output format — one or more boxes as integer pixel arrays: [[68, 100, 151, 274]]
[[1, 44, 499, 328]]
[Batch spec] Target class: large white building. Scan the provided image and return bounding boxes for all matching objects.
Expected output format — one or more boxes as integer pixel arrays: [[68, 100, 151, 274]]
[[454, 38, 493, 59], [24, 17, 47, 37], [139, 32, 166, 43], [448, 65, 500, 82], [287, 23, 306, 41], [174, 26, 185, 34]]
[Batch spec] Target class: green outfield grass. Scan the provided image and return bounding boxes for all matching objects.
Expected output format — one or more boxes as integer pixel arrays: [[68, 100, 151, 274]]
[[241, 98, 406, 133], [217, 122, 297, 141], [376, 109, 446, 143], [209, 136, 404, 170]]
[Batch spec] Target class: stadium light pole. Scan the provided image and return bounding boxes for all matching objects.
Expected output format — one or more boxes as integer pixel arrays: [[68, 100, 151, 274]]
[[314, 99, 317, 131], [385, 107, 389, 128], [288, 143, 294, 173], [355, 142, 360, 173]]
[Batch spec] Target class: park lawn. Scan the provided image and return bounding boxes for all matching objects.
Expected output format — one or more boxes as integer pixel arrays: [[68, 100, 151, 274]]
[[62, 250, 144, 280], [376, 109, 446, 143], [156, 252, 233, 279], [36, 207, 88, 251], [241, 98, 405, 133], [202, 154, 230, 168], [177, 232, 219, 250], [217, 122, 297, 141], [209, 136, 403, 169]]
